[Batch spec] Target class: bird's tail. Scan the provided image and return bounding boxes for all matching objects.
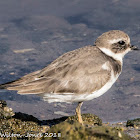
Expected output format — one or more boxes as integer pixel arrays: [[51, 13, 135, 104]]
[[0, 80, 20, 89], [0, 70, 41, 90], [0, 83, 7, 89]]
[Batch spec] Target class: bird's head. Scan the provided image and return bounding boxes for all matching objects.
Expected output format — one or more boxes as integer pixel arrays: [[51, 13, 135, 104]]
[[95, 30, 138, 62]]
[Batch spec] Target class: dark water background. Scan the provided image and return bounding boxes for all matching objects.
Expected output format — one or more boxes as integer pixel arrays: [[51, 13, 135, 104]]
[[0, 0, 140, 122]]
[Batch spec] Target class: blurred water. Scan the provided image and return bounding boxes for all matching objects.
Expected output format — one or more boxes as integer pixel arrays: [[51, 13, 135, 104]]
[[0, 0, 139, 122]]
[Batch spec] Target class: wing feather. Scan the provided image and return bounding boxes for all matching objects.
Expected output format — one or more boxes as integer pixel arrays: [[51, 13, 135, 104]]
[[0, 46, 111, 95]]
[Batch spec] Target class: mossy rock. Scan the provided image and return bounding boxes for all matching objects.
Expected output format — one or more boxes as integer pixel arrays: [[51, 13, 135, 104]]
[[14, 112, 40, 123], [126, 118, 140, 127], [0, 100, 14, 119], [45, 121, 132, 140], [0, 100, 7, 108], [66, 113, 102, 126], [0, 118, 43, 135]]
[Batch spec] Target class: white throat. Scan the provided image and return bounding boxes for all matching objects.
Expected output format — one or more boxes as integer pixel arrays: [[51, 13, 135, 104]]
[[99, 47, 130, 63]]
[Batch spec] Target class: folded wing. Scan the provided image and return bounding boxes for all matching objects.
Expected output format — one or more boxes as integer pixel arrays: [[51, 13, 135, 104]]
[[0, 46, 111, 95]]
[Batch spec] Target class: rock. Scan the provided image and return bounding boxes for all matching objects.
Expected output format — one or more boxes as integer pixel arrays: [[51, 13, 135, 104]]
[[0, 118, 45, 138], [126, 118, 140, 127], [46, 121, 132, 140], [66, 113, 102, 126], [0, 100, 7, 108], [14, 112, 40, 123], [0, 100, 14, 119], [0, 100, 47, 139], [0, 101, 135, 140]]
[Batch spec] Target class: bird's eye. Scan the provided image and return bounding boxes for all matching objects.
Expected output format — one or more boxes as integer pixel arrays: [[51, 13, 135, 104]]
[[118, 41, 125, 45]]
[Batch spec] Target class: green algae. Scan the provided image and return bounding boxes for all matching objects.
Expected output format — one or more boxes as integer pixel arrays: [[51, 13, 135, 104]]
[[66, 113, 102, 126], [45, 121, 132, 140], [0, 100, 135, 140]]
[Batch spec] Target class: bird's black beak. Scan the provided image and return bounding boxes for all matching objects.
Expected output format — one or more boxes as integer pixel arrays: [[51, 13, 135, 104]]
[[130, 45, 139, 51]]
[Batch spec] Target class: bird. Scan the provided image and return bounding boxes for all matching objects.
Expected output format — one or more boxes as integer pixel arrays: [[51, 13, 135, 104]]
[[0, 30, 138, 124]]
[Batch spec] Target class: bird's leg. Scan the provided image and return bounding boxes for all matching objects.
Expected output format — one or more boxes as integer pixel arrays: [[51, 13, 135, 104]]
[[76, 102, 83, 124]]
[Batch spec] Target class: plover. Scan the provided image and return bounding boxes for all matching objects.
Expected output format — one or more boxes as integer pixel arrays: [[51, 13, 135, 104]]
[[0, 30, 138, 124]]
